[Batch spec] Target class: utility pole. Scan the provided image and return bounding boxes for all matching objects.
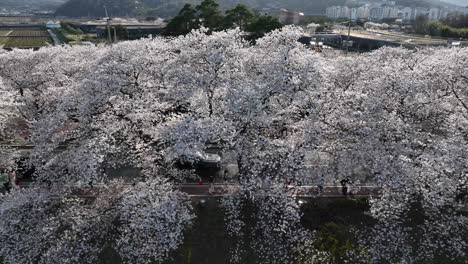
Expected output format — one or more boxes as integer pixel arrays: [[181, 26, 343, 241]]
[[104, 6, 112, 44], [346, 18, 352, 54]]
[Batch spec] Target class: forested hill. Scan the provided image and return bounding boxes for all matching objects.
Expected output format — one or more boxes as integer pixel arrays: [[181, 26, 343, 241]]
[[0, 0, 67, 10], [54, 0, 458, 18]]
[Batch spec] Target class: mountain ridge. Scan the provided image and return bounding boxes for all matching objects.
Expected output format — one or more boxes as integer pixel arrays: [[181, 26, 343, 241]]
[[44, 0, 468, 18], [0, 0, 67, 10]]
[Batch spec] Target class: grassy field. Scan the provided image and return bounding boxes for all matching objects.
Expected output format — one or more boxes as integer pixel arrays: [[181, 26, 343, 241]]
[[3, 37, 51, 49], [0, 30, 12, 36], [0, 27, 52, 49], [0, 37, 10, 46], [9, 30, 50, 37]]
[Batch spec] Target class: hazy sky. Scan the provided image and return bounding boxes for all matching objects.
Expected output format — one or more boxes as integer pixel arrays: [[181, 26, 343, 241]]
[[445, 0, 468, 6]]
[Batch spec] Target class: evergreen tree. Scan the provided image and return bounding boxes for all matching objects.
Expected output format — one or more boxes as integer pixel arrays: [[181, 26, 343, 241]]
[[244, 15, 283, 43], [224, 4, 254, 30], [163, 4, 198, 36], [162, 0, 283, 41], [196, 0, 224, 32]]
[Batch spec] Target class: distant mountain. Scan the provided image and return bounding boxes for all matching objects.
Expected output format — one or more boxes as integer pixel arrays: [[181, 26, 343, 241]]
[[54, 0, 464, 18], [0, 0, 67, 10], [55, 0, 140, 17]]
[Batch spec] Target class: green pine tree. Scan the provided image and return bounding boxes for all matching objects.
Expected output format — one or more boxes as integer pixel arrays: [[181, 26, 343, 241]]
[[224, 4, 254, 31], [196, 0, 224, 32], [163, 4, 198, 36]]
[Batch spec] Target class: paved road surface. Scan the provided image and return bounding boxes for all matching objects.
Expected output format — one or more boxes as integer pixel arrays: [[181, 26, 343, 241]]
[[334, 29, 450, 46], [47, 29, 62, 45], [4, 183, 382, 198], [180, 184, 382, 197]]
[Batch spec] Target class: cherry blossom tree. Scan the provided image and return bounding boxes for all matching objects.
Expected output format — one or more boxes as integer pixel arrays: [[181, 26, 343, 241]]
[[0, 26, 466, 264], [0, 182, 193, 264], [221, 185, 312, 264]]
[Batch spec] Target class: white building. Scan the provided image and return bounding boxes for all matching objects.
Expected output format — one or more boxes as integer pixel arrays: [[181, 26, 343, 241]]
[[357, 6, 371, 19], [305, 23, 321, 34], [413, 7, 427, 20], [46, 21, 61, 28], [382, 6, 399, 19], [370, 7, 384, 20], [351, 8, 358, 20], [326, 6, 350, 19], [402, 7, 415, 21], [278, 9, 302, 25], [428, 8, 440, 20], [328, 4, 457, 22], [439, 8, 451, 20], [455, 7, 468, 15]]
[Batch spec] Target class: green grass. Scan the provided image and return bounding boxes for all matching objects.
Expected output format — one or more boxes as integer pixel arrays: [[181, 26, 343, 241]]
[[0, 37, 10, 45], [52, 28, 74, 43], [0, 30, 11, 36], [4, 37, 51, 48], [9, 30, 49, 37]]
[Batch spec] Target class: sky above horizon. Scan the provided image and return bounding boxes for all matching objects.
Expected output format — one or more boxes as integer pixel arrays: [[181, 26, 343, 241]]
[[445, 0, 468, 6]]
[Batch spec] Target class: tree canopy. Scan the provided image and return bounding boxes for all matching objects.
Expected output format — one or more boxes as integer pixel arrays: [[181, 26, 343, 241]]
[[0, 27, 467, 263], [163, 0, 282, 42]]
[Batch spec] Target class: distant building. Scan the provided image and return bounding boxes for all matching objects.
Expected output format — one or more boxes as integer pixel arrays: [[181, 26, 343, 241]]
[[305, 23, 321, 34], [428, 8, 440, 20], [414, 7, 429, 19], [402, 7, 428, 22], [327, 3, 461, 22], [72, 18, 166, 35], [96, 25, 164, 40], [46, 21, 61, 28], [326, 6, 350, 19], [357, 6, 371, 19], [278, 9, 302, 25], [439, 8, 452, 20], [351, 8, 358, 20], [370, 7, 384, 20], [369, 5, 398, 21], [403, 7, 415, 21], [455, 7, 468, 15], [382, 6, 399, 19]]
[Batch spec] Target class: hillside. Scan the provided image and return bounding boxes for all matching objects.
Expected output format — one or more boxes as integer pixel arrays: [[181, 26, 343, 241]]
[[0, 0, 67, 10], [54, 0, 461, 18]]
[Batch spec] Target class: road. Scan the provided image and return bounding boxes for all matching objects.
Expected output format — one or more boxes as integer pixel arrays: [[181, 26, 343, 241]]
[[2, 183, 382, 198], [47, 29, 62, 45], [334, 29, 452, 47], [180, 184, 382, 197], [5, 183, 380, 198]]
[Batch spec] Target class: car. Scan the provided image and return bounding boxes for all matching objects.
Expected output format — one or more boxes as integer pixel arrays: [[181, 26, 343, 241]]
[[174, 147, 239, 182]]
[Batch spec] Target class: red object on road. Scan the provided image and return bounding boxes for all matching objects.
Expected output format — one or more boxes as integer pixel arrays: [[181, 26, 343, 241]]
[[286, 180, 291, 185], [198, 181, 204, 185]]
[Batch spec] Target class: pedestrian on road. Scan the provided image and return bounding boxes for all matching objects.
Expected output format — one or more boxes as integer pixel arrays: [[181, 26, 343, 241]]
[[317, 184, 324, 194], [223, 168, 229, 183], [7, 169, 18, 191], [340, 176, 351, 196], [208, 175, 215, 194], [317, 174, 325, 195], [2, 169, 11, 192], [456, 176, 467, 203]]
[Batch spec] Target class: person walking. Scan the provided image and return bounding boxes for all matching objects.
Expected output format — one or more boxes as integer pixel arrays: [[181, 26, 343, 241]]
[[317, 173, 325, 195], [340, 176, 351, 196], [1, 169, 10, 193], [208, 175, 215, 195], [8, 169, 18, 191]]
